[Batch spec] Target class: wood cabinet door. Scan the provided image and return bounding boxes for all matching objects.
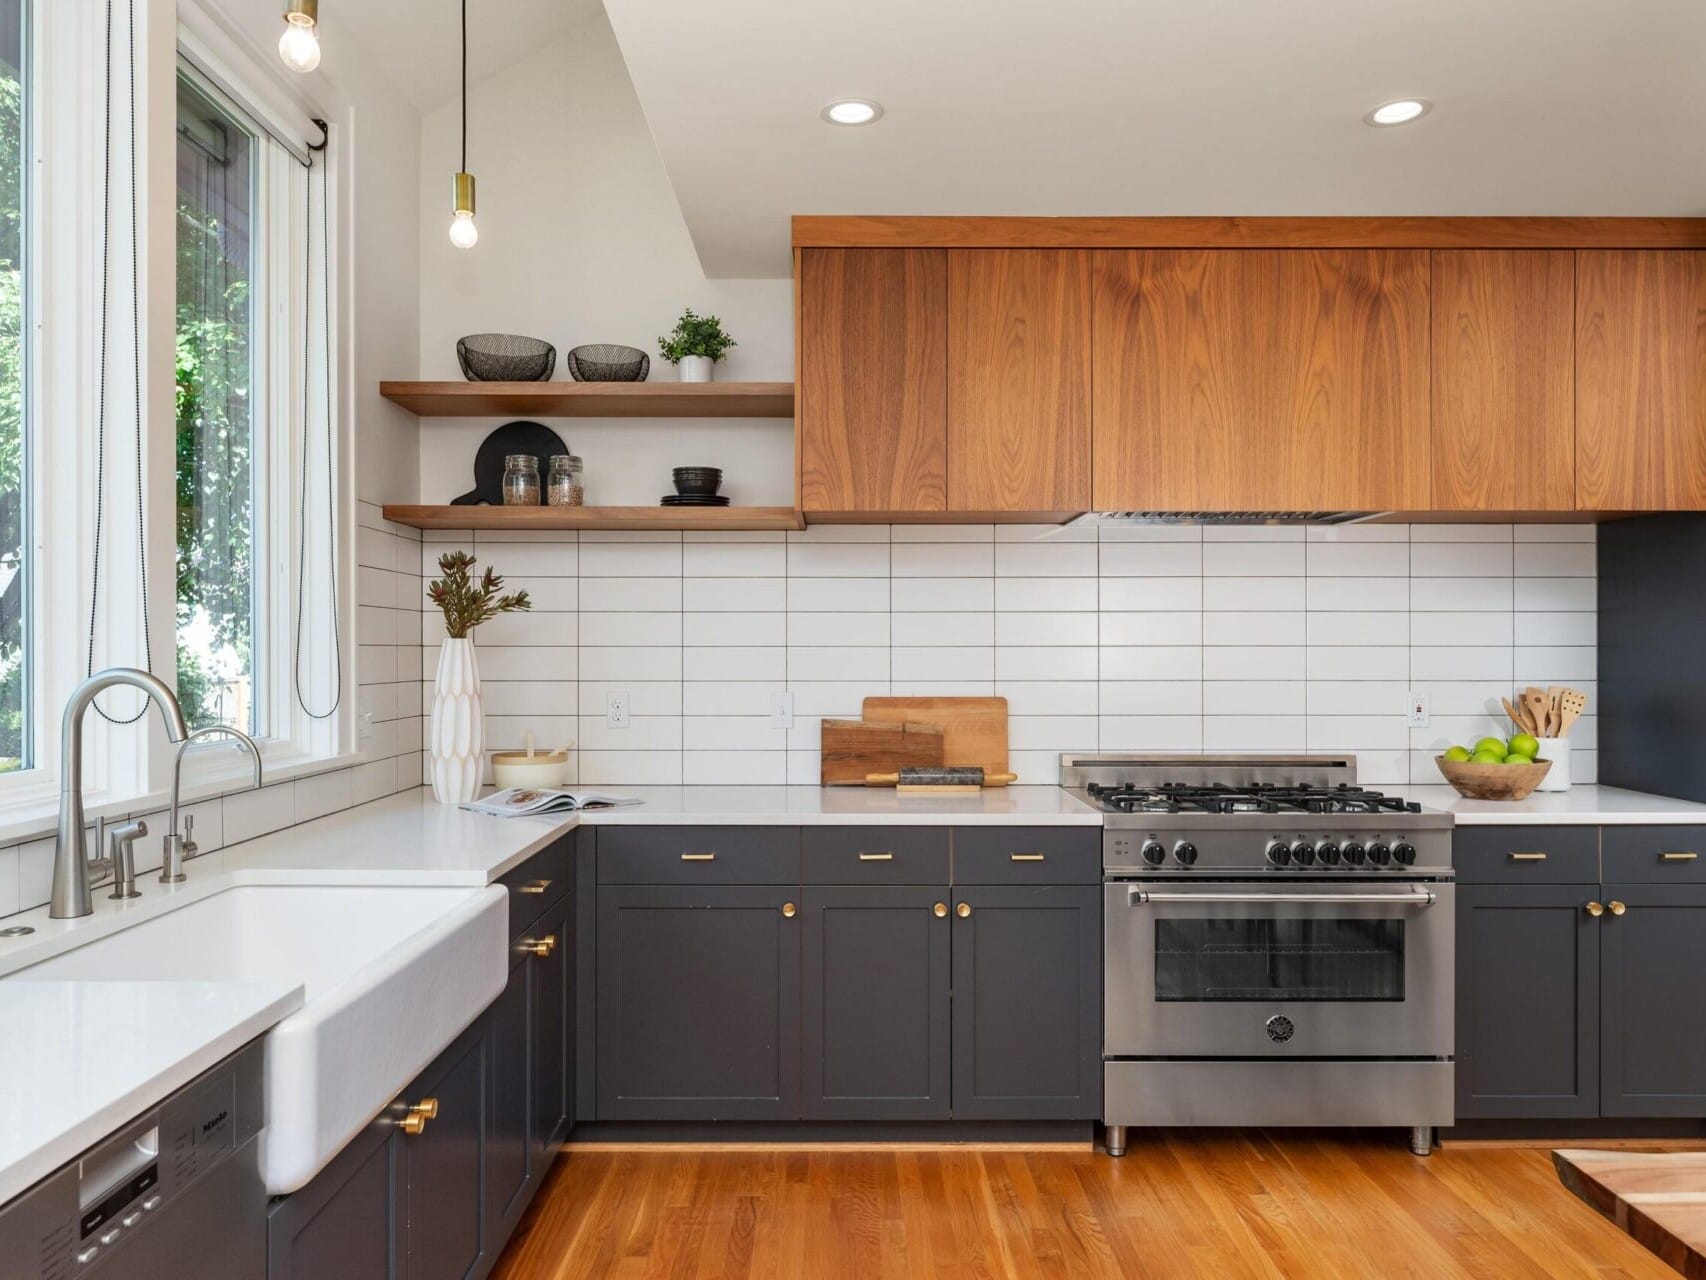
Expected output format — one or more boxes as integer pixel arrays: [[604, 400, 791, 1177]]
[[1092, 249, 1431, 511], [951, 885, 1102, 1120], [1600, 884, 1706, 1116], [1455, 883, 1599, 1119], [798, 247, 947, 513], [801, 885, 951, 1120], [596, 885, 803, 1121], [1577, 250, 1706, 509], [1431, 250, 1575, 510], [947, 249, 1091, 511]]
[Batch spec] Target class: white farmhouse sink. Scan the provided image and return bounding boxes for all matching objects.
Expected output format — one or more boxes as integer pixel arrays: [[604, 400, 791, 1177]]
[[17, 883, 508, 1194]]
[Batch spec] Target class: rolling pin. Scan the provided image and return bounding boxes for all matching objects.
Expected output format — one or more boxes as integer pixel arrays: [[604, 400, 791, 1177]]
[[865, 767, 1018, 791]]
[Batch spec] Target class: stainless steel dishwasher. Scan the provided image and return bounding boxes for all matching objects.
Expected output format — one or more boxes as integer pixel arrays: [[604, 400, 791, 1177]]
[[0, 1039, 266, 1278]]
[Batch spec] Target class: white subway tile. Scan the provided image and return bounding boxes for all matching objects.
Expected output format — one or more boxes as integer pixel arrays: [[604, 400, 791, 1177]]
[[1515, 524, 1597, 542], [1101, 646, 1201, 680], [683, 718, 789, 751], [1412, 681, 1509, 716], [1411, 612, 1514, 646], [579, 647, 682, 681], [1305, 612, 1407, 646], [1099, 613, 1204, 646], [892, 647, 996, 681], [352, 758, 397, 805], [358, 526, 396, 571], [1098, 577, 1203, 611], [578, 751, 682, 785], [485, 715, 578, 748], [1306, 647, 1410, 680], [786, 524, 889, 543], [995, 543, 1099, 577], [997, 578, 1101, 611], [578, 578, 680, 612], [1204, 681, 1305, 715], [0, 845, 18, 918], [473, 541, 578, 575], [1201, 612, 1303, 646], [789, 682, 875, 717], [892, 523, 994, 542], [576, 715, 682, 751], [578, 612, 682, 647], [890, 578, 994, 612], [1306, 523, 1409, 543], [1409, 577, 1512, 611], [1100, 541, 1202, 577], [358, 645, 397, 685], [788, 751, 823, 784], [1097, 523, 1202, 542], [891, 612, 995, 646], [1009, 752, 1066, 784], [1305, 578, 1409, 611], [19, 838, 53, 910], [1515, 612, 1597, 646], [790, 578, 891, 612], [505, 576, 578, 612], [1203, 541, 1304, 576], [1516, 577, 1597, 611], [1514, 647, 1597, 681], [788, 613, 889, 646], [482, 682, 577, 716], [788, 543, 891, 577], [1409, 647, 1512, 681], [1203, 646, 1305, 680], [224, 783, 297, 846], [1306, 681, 1407, 715], [687, 613, 788, 646], [683, 681, 783, 716], [1203, 525, 1303, 543], [788, 647, 889, 681], [1412, 543, 1513, 577], [999, 613, 1100, 646], [1203, 716, 1306, 751], [684, 530, 786, 544], [683, 543, 788, 577], [694, 578, 787, 612], [1515, 543, 1596, 577], [1205, 577, 1308, 610], [578, 530, 681, 543], [295, 768, 354, 823], [358, 605, 396, 647], [1306, 716, 1409, 751], [891, 543, 994, 577], [1410, 523, 1514, 542], [578, 542, 683, 577], [683, 752, 788, 785], [1306, 542, 1411, 577], [580, 681, 682, 716], [1009, 715, 1098, 751], [1100, 715, 1202, 751], [999, 681, 1100, 715], [686, 647, 787, 681], [997, 522, 1097, 542], [995, 647, 1099, 680], [1100, 681, 1200, 715]]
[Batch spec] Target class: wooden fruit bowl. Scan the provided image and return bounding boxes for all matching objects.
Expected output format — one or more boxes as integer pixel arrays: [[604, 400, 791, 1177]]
[[1435, 755, 1553, 801]]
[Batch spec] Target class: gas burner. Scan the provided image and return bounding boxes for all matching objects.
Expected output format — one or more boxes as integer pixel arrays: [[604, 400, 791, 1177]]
[[1085, 780, 1422, 817]]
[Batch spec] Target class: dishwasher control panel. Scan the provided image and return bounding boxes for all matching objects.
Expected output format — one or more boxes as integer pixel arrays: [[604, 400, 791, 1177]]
[[0, 1040, 261, 1277]]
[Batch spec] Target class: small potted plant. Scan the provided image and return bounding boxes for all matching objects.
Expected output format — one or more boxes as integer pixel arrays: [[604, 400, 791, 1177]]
[[426, 551, 531, 803], [657, 307, 736, 383]]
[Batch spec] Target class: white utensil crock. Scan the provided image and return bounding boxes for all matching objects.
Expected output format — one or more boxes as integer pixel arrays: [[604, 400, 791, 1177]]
[[1537, 737, 1571, 791], [430, 637, 484, 803]]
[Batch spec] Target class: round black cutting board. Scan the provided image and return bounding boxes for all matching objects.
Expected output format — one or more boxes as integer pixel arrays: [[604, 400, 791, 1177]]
[[450, 421, 571, 505]]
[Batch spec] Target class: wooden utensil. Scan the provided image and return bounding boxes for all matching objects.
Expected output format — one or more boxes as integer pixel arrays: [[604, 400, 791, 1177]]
[[1558, 688, 1588, 736], [1501, 696, 1532, 735], [820, 718, 944, 786], [862, 697, 1010, 783], [1523, 688, 1551, 737]]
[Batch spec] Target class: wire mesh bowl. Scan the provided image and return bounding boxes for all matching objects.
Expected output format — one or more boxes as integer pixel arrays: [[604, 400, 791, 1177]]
[[456, 334, 556, 382], [567, 344, 650, 383]]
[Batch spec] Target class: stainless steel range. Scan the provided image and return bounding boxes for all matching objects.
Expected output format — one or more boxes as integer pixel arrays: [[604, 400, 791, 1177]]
[[1062, 754, 1455, 1158]]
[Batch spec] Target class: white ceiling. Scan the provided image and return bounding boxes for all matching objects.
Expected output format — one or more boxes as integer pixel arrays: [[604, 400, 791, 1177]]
[[325, 0, 605, 113], [602, 0, 1706, 277]]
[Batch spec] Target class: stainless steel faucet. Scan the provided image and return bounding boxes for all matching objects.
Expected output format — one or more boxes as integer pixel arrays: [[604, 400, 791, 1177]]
[[51, 669, 190, 919], [162, 725, 262, 883]]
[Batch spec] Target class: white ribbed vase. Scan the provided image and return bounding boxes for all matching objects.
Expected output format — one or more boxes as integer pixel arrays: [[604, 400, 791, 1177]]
[[430, 637, 484, 803]]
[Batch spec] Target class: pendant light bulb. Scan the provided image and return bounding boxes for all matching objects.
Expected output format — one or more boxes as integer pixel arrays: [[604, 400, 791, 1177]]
[[450, 171, 478, 249], [278, 2, 321, 73]]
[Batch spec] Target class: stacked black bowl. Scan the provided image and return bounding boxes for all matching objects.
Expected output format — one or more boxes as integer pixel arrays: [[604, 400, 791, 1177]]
[[663, 467, 728, 507]]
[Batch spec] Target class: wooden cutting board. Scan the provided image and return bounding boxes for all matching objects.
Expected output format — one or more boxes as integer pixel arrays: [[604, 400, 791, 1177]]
[[862, 697, 1010, 782], [820, 718, 944, 786]]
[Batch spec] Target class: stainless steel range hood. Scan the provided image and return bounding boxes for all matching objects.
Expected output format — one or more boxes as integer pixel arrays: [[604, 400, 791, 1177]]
[[1073, 511, 1386, 526]]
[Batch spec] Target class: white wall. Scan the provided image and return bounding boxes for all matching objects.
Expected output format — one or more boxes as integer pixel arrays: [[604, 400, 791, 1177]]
[[416, 12, 795, 509]]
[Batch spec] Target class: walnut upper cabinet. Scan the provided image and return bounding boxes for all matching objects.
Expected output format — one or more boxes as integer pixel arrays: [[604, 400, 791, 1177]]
[[1430, 250, 1576, 510], [1090, 249, 1432, 512], [1576, 250, 1706, 510], [797, 248, 948, 514], [947, 250, 1091, 512]]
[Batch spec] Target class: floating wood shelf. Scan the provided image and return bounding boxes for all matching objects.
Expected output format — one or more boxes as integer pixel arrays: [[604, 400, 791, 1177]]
[[381, 505, 805, 532], [379, 381, 795, 418]]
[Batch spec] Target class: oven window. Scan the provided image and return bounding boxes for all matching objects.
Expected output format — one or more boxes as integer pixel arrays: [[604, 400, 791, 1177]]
[[1155, 918, 1405, 1002]]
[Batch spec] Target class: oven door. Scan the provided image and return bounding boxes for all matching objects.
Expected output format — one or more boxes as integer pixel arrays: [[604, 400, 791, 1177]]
[[1105, 879, 1453, 1059]]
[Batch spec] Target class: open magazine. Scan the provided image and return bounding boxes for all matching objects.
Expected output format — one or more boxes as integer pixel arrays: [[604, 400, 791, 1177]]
[[461, 787, 642, 818]]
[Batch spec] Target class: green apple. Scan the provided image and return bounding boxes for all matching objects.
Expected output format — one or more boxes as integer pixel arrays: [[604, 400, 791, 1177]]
[[1473, 737, 1508, 757], [1471, 749, 1505, 764], [1503, 754, 1534, 766], [1443, 745, 1472, 763], [1508, 732, 1540, 759]]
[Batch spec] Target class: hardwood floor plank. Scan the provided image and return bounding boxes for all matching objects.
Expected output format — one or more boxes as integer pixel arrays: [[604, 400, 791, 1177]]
[[491, 1137, 1680, 1280]]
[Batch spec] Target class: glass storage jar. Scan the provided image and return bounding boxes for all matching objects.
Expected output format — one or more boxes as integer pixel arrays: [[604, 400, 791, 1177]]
[[501, 454, 540, 505], [547, 453, 585, 506]]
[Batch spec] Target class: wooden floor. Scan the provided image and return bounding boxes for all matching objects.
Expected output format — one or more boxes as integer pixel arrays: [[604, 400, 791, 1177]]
[[490, 1131, 1681, 1279]]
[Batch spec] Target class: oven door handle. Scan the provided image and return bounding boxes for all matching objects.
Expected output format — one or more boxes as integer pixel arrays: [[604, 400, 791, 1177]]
[[1127, 888, 1438, 907]]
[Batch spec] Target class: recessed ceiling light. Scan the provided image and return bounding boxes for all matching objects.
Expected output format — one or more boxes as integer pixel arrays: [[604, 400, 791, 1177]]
[[1364, 99, 1431, 127], [821, 99, 883, 127]]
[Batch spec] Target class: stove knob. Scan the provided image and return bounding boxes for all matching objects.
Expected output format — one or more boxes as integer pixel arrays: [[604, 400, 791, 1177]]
[[1265, 840, 1292, 866], [1368, 841, 1393, 866], [1341, 841, 1367, 865], [1291, 840, 1317, 866], [1316, 840, 1342, 866], [1393, 841, 1418, 866], [1173, 841, 1199, 866], [1141, 840, 1167, 866]]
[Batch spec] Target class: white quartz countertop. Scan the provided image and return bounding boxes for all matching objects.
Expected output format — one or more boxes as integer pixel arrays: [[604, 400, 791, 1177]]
[[1399, 785, 1706, 826], [580, 784, 1104, 827], [0, 980, 302, 1204]]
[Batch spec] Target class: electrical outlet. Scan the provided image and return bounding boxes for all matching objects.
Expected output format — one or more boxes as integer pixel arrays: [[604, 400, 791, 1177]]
[[770, 690, 794, 729], [606, 689, 630, 729], [1405, 690, 1430, 728]]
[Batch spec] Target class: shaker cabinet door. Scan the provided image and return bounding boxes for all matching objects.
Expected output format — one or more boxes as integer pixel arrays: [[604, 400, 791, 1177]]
[[1600, 884, 1706, 1116]]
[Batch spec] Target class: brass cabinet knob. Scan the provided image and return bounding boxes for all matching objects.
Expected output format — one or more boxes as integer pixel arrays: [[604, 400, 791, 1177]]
[[1585, 901, 1605, 917], [782, 902, 797, 918], [517, 879, 552, 895], [521, 934, 557, 957], [956, 902, 971, 919], [933, 902, 948, 918], [399, 1097, 439, 1134], [1609, 900, 1627, 916]]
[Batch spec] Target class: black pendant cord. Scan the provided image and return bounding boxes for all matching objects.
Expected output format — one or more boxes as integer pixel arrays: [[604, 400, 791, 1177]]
[[293, 125, 341, 720], [461, 0, 468, 171], [86, 0, 153, 725]]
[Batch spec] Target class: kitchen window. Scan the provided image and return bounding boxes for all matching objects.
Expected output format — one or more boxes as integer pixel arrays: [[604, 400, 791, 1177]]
[[0, 0, 26, 777]]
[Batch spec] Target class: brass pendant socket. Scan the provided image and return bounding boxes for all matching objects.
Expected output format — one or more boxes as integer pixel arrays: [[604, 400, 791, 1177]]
[[284, 0, 317, 24], [453, 171, 476, 217]]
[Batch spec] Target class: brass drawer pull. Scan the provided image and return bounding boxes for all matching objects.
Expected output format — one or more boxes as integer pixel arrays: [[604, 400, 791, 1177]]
[[1608, 900, 1627, 917], [1585, 901, 1605, 917], [933, 902, 947, 918], [858, 852, 895, 861], [1661, 851, 1700, 861], [399, 1097, 439, 1135], [680, 852, 717, 862], [517, 879, 552, 894], [1508, 852, 1548, 862], [520, 934, 557, 957], [1010, 853, 1046, 862]]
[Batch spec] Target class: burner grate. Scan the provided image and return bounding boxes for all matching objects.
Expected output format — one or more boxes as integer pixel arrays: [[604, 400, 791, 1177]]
[[1087, 780, 1422, 817]]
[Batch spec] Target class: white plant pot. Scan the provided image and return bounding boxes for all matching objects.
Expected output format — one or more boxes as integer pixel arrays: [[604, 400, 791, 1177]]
[[430, 637, 484, 803], [678, 355, 714, 383]]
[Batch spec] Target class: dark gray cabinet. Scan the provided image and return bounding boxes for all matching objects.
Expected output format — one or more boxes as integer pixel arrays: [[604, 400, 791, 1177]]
[[1600, 883, 1706, 1116], [1455, 883, 1599, 1119], [531, 896, 573, 1158], [596, 884, 802, 1120], [398, 1022, 488, 1280], [952, 885, 1101, 1119], [485, 941, 532, 1242], [267, 1109, 400, 1280], [802, 885, 951, 1119]]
